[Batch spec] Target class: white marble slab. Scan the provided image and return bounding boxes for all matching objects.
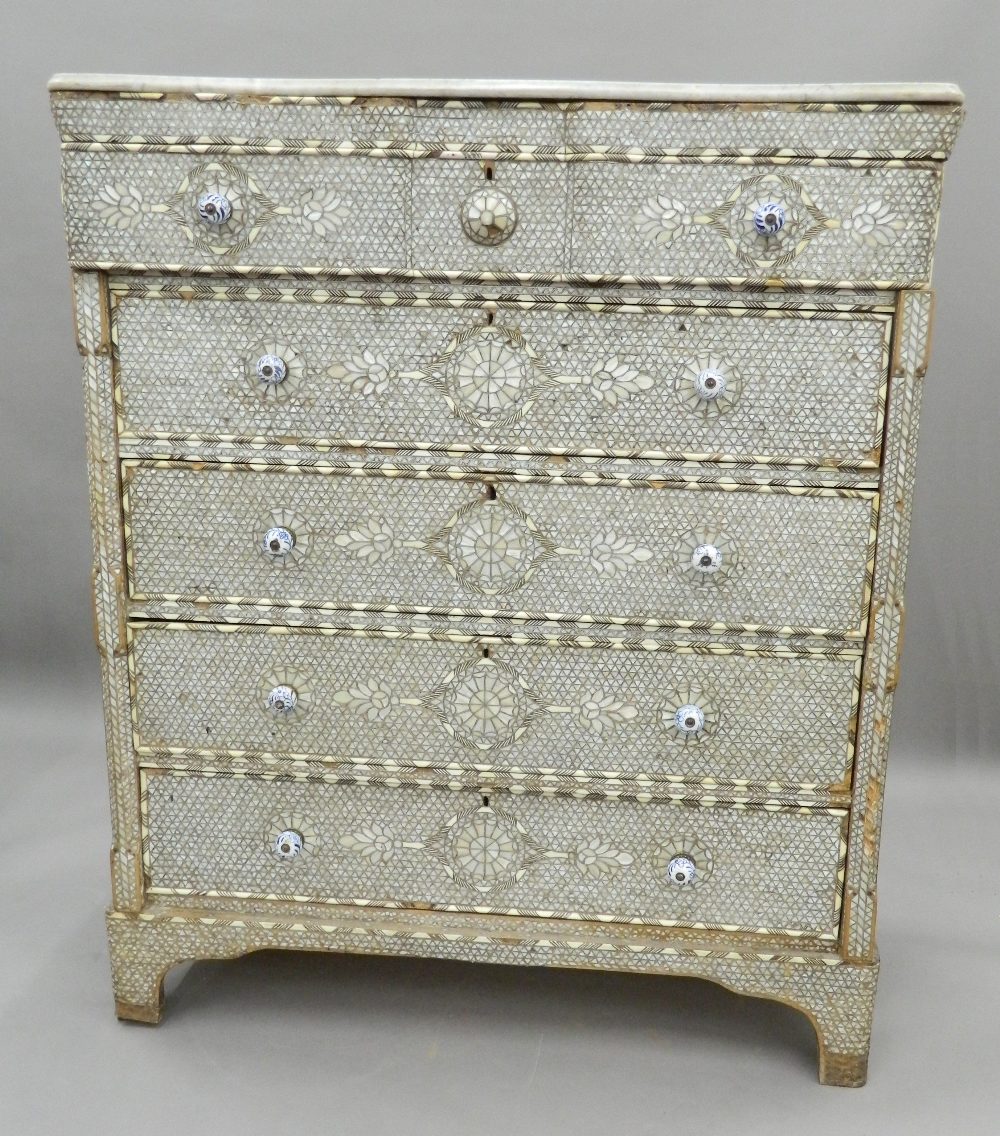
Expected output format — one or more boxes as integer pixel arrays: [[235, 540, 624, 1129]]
[[48, 74, 964, 104]]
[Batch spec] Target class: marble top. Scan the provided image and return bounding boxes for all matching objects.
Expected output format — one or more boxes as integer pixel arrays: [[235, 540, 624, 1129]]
[[48, 74, 964, 104]]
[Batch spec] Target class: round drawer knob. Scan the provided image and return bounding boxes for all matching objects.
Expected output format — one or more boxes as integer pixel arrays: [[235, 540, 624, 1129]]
[[462, 188, 518, 245], [266, 684, 298, 715], [256, 354, 288, 386], [673, 703, 706, 736], [666, 854, 696, 886], [196, 191, 233, 226], [690, 542, 723, 575], [753, 201, 786, 236], [262, 526, 295, 557], [273, 829, 303, 860], [693, 368, 727, 401]]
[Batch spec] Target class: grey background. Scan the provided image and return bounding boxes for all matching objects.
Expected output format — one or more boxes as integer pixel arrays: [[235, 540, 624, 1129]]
[[1, 1, 997, 1132]]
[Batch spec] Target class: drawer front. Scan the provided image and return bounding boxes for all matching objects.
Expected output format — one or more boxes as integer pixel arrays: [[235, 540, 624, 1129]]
[[113, 290, 889, 468], [130, 624, 860, 788], [124, 466, 876, 636], [62, 149, 940, 284], [142, 771, 847, 937], [60, 153, 411, 271]]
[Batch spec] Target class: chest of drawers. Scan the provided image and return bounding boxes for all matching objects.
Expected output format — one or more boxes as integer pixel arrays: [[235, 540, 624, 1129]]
[[52, 75, 963, 1086]]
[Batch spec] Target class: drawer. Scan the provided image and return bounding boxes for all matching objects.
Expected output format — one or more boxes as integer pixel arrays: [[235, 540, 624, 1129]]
[[130, 623, 861, 789], [61, 148, 941, 284], [141, 771, 847, 937], [113, 288, 890, 468], [123, 465, 876, 636]]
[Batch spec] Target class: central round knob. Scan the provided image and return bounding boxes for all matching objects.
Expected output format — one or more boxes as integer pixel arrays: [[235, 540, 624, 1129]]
[[196, 190, 233, 226], [462, 188, 519, 246], [691, 543, 723, 574], [753, 200, 786, 236], [673, 703, 706, 736], [694, 368, 727, 401], [266, 684, 298, 715], [666, 854, 696, 886], [262, 526, 295, 557], [273, 829, 303, 860], [256, 354, 288, 385]]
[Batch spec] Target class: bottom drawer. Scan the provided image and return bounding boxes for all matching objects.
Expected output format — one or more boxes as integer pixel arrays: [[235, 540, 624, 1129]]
[[142, 771, 847, 939]]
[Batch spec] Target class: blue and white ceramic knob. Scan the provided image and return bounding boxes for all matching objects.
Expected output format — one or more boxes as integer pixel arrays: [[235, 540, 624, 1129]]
[[753, 201, 786, 236], [266, 685, 298, 715], [256, 354, 288, 385], [673, 703, 706, 736], [196, 191, 233, 226], [262, 526, 295, 557], [666, 854, 697, 886], [273, 830, 304, 859]]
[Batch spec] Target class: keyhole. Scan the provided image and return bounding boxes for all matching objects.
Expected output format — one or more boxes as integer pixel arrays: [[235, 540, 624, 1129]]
[[482, 795, 490, 808], [483, 160, 495, 181], [485, 484, 497, 501]]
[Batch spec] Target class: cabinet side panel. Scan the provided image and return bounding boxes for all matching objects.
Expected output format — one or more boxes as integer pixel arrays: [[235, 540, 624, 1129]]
[[74, 270, 143, 911], [844, 289, 933, 961]]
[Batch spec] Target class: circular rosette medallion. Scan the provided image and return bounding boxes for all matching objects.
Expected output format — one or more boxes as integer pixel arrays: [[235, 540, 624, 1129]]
[[434, 497, 553, 596], [167, 160, 278, 257], [709, 172, 829, 271], [427, 804, 543, 894], [429, 658, 541, 751], [439, 326, 542, 429]]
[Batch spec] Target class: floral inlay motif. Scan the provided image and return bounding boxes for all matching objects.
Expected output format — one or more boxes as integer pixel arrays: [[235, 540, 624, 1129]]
[[635, 171, 845, 270], [95, 183, 147, 231], [427, 497, 553, 596], [633, 196, 697, 245], [573, 840, 635, 878], [333, 519, 397, 564], [333, 679, 398, 721], [290, 187, 351, 237], [587, 531, 654, 578], [334, 799, 648, 895], [584, 356, 655, 408], [447, 329, 535, 427], [570, 694, 639, 734], [94, 160, 353, 256], [327, 350, 399, 399], [334, 492, 653, 598], [326, 323, 658, 431], [844, 199, 906, 248], [338, 822, 404, 865]]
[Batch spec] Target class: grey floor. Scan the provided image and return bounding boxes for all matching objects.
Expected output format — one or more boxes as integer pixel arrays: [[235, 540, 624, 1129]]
[[2, 679, 997, 1134]]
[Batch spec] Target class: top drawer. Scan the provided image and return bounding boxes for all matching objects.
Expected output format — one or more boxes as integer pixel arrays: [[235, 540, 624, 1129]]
[[59, 149, 942, 286]]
